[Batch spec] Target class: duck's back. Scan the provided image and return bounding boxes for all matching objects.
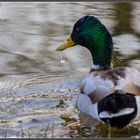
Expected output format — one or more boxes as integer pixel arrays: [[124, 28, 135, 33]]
[[80, 67, 140, 102]]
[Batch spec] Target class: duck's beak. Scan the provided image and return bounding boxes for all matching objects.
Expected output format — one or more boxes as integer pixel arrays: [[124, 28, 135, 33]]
[[56, 37, 76, 51]]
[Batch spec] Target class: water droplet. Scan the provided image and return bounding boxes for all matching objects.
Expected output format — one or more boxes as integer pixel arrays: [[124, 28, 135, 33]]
[[59, 52, 66, 64], [61, 59, 65, 64]]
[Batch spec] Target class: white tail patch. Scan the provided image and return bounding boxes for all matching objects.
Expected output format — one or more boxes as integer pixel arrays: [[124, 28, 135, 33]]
[[99, 108, 134, 118]]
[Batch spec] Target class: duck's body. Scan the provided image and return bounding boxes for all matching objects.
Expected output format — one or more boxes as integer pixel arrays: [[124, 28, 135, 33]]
[[81, 67, 140, 103], [56, 15, 140, 128]]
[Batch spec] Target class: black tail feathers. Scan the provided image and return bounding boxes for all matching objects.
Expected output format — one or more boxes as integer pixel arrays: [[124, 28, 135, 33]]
[[98, 90, 137, 128]]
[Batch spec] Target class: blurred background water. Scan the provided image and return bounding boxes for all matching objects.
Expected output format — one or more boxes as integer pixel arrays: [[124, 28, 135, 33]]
[[0, 2, 140, 138]]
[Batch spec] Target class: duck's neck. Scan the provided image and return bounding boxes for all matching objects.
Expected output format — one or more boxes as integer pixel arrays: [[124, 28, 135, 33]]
[[85, 29, 113, 71], [90, 48, 113, 71]]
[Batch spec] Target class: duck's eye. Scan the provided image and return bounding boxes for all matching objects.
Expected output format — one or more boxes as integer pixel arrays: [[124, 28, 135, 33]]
[[75, 27, 80, 32]]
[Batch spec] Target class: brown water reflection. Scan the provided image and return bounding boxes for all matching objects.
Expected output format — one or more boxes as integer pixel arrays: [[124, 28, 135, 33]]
[[0, 2, 140, 138]]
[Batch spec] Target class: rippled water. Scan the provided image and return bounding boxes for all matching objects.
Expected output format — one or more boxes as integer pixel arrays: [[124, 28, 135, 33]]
[[0, 2, 140, 138]]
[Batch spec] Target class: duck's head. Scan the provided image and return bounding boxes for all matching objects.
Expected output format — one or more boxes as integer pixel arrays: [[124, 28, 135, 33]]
[[56, 16, 113, 70]]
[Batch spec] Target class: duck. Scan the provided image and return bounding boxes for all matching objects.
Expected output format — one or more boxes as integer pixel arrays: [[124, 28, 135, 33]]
[[56, 15, 140, 129]]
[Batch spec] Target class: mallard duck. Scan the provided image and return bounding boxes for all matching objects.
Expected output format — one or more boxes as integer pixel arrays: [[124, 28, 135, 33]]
[[56, 15, 140, 128]]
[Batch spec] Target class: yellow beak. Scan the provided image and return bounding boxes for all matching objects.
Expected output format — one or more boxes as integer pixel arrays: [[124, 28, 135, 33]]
[[56, 37, 76, 51]]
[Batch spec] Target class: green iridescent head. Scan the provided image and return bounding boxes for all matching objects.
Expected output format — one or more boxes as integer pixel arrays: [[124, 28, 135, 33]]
[[56, 16, 113, 70]]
